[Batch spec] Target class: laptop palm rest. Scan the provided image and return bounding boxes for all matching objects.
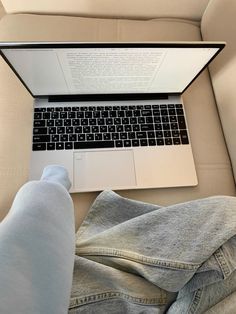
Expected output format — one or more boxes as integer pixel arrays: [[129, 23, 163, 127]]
[[74, 150, 137, 191]]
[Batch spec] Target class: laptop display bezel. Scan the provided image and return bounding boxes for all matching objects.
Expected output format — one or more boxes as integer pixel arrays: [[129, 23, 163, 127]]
[[0, 42, 225, 100]]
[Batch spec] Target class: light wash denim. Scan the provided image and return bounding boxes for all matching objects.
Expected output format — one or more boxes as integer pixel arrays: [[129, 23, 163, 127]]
[[71, 190, 236, 313], [1, 166, 236, 314]]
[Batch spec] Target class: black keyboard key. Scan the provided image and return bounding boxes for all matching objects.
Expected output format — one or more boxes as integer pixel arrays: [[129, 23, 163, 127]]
[[180, 130, 189, 144], [106, 118, 113, 125], [141, 124, 154, 131], [172, 131, 180, 137], [168, 104, 175, 109], [77, 112, 84, 118], [55, 120, 63, 127], [81, 119, 88, 126], [156, 131, 163, 138], [33, 135, 50, 143], [132, 140, 140, 147], [95, 133, 102, 141], [72, 119, 80, 126], [52, 135, 59, 142], [75, 127, 82, 133], [34, 113, 42, 120], [60, 134, 68, 142], [68, 112, 75, 118], [87, 134, 95, 141], [112, 133, 119, 140], [92, 126, 99, 133], [120, 133, 127, 140], [110, 111, 117, 118], [146, 117, 153, 124], [153, 109, 160, 116], [168, 109, 176, 115], [64, 119, 71, 126], [115, 140, 123, 147], [57, 127, 65, 134], [177, 116, 186, 129], [93, 111, 100, 118], [101, 111, 109, 118], [35, 108, 45, 112], [153, 105, 159, 109], [124, 140, 131, 147], [163, 123, 170, 130], [85, 112, 92, 118], [47, 143, 55, 150], [133, 110, 141, 117], [171, 123, 178, 130], [173, 138, 181, 145], [66, 127, 74, 134], [89, 119, 97, 125], [161, 116, 169, 123], [69, 134, 77, 142], [98, 118, 105, 125], [154, 116, 161, 123], [147, 131, 155, 138], [136, 132, 147, 139], [161, 109, 168, 115], [60, 112, 67, 119], [128, 132, 135, 139], [74, 141, 115, 149], [156, 139, 164, 145], [117, 125, 124, 132], [114, 118, 121, 125], [49, 127, 56, 134], [34, 120, 45, 127], [160, 104, 167, 109], [46, 107, 54, 112], [122, 118, 129, 124], [100, 126, 107, 133], [117, 111, 125, 117], [46, 120, 54, 127], [124, 125, 132, 132], [165, 138, 173, 145], [56, 143, 64, 150], [140, 139, 148, 146], [65, 142, 73, 150], [126, 111, 132, 117], [148, 139, 156, 146], [177, 108, 184, 115], [144, 105, 151, 109], [141, 110, 152, 116], [164, 131, 171, 138], [78, 134, 85, 141], [55, 107, 63, 112], [138, 117, 145, 124], [170, 116, 177, 122], [33, 143, 46, 151], [108, 125, 116, 133], [65, 107, 72, 111], [33, 128, 47, 135], [133, 125, 140, 132], [175, 104, 183, 109], [155, 124, 162, 131], [103, 133, 111, 140], [83, 126, 91, 133], [51, 112, 59, 119]]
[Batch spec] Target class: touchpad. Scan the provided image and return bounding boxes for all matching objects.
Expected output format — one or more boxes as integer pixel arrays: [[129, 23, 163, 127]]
[[74, 150, 136, 191]]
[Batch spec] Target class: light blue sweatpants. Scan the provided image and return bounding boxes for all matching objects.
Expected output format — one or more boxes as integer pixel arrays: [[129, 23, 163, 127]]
[[0, 166, 75, 314]]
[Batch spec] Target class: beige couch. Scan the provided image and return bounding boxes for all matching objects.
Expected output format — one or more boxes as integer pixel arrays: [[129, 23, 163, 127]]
[[0, 0, 235, 230]]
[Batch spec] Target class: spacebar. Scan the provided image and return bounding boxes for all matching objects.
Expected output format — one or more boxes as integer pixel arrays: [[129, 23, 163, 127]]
[[74, 141, 115, 149]]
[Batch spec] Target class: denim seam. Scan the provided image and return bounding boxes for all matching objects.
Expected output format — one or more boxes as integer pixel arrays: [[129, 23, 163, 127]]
[[69, 291, 167, 309], [76, 247, 200, 270], [214, 247, 231, 278], [187, 289, 204, 314]]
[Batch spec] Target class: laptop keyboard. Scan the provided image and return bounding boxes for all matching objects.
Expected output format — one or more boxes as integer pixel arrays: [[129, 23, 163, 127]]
[[32, 104, 189, 151]]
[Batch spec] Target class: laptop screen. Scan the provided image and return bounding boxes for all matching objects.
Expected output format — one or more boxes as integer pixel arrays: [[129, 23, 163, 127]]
[[0, 43, 224, 97]]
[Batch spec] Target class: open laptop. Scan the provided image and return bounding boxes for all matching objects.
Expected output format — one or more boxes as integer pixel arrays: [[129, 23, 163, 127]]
[[0, 42, 225, 192]]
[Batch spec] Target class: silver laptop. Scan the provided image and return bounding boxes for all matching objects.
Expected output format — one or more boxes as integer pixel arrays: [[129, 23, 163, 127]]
[[0, 42, 225, 192]]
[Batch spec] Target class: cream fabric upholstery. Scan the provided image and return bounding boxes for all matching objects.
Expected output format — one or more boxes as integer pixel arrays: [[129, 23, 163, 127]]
[[201, 0, 236, 182], [0, 13, 235, 229], [1, 0, 210, 21]]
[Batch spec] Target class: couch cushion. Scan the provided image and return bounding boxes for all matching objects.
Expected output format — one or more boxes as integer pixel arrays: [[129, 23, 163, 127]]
[[1, 0, 210, 21], [0, 14, 234, 229], [201, 0, 236, 184]]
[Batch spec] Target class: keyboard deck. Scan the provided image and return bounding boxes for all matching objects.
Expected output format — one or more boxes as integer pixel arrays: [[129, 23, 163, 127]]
[[32, 104, 189, 151]]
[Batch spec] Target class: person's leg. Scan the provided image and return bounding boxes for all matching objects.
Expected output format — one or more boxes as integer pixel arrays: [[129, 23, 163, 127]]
[[0, 166, 75, 314]]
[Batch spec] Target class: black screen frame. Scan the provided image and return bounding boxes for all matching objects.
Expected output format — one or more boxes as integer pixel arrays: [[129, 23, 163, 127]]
[[0, 41, 225, 101]]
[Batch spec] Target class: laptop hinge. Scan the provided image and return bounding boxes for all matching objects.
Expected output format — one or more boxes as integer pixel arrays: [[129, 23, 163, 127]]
[[48, 93, 169, 103]]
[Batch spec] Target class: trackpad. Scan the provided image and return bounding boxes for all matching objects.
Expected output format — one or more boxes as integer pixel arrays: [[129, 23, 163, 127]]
[[74, 150, 136, 191]]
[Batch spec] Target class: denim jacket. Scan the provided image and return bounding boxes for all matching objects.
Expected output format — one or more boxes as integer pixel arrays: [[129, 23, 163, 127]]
[[69, 191, 236, 313]]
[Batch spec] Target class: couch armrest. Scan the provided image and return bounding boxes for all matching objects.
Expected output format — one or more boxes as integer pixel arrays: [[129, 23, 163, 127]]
[[201, 0, 236, 183], [1, 0, 209, 21]]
